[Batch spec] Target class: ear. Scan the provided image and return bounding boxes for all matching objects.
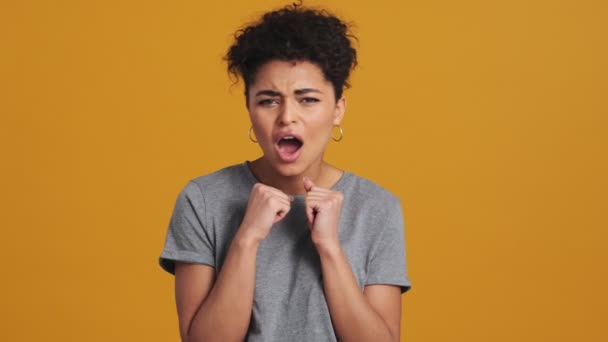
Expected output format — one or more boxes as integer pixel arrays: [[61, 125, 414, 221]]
[[333, 96, 346, 125]]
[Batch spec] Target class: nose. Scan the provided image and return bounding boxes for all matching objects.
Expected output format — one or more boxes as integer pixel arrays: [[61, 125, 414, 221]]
[[277, 99, 298, 126]]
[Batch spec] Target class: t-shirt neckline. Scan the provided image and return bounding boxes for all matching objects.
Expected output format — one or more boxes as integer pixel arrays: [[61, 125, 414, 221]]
[[240, 161, 349, 196]]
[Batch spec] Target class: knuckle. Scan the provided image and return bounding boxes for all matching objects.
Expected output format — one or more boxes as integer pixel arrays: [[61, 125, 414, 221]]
[[253, 183, 264, 194]]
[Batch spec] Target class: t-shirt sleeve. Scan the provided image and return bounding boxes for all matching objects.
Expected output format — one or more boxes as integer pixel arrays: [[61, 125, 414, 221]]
[[365, 198, 412, 293], [159, 181, 215, 275]]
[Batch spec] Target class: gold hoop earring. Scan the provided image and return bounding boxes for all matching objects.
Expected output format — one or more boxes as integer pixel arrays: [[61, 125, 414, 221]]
[[248, 126, 258, 143], [331, 124, 344, 142]]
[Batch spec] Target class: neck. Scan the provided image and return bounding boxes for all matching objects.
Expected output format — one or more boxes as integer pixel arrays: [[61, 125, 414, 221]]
[[248, 157, 341, 195]]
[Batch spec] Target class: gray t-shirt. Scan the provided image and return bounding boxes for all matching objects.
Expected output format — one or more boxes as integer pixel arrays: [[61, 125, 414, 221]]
[[159, 162, 411, 341]]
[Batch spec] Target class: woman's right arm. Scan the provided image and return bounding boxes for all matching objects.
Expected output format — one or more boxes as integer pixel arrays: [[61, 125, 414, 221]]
[[175, 232, 260, 342], [174, 183, 292, 342]]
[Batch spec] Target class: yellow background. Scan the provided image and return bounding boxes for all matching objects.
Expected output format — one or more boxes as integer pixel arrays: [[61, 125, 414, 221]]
[[1, 0, 606, 341]]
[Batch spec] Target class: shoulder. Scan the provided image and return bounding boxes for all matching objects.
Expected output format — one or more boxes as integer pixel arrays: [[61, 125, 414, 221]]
[[340, 172, 402, 212], [182, 163, 250, 195], [175, 164, 251, 199], [342, 172, 401, 205]]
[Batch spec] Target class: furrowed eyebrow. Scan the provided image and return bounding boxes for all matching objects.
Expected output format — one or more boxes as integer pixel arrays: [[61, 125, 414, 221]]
[[255, 90, 282, 97], [294, 88, 322, 95], [254, 88, 322, 97]]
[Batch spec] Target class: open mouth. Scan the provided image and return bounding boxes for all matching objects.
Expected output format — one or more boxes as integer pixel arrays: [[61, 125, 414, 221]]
[[276, 135, 303, 162]]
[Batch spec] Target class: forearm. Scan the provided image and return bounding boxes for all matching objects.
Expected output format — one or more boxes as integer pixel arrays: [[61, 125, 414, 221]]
[[187, 231, 259, 342], [317, 244, 397, 342]]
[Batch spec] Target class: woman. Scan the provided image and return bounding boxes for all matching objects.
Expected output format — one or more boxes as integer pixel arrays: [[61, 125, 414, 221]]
[[159, 3, 411, 341]]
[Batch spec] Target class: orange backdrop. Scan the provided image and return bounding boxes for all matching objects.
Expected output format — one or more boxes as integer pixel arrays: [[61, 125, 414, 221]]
[[1, 0, 607, 341]]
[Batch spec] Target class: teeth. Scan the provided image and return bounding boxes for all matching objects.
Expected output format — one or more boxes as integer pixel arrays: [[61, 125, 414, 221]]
[[283, 136, 295, 139]]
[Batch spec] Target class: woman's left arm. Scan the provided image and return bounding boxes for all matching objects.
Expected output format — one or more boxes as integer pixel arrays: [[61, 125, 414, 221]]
[[303, 177, 402, 342], [317, 244, 402, 342]]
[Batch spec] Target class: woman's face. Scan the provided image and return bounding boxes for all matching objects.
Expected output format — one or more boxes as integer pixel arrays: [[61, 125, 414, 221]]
[[247, 60, 345, 177]]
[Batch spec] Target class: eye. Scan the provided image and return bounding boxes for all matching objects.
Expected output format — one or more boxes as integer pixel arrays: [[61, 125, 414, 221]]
[[258, 98, 279, 106], [301, 97, 320, 104]]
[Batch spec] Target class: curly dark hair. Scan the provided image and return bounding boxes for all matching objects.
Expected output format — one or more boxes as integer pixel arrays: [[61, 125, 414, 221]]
[[225, 2, 358, 102]]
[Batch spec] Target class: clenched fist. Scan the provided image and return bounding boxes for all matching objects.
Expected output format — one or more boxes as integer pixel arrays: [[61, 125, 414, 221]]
[[303, 176, 344, 249], [239, 183, 293, 244]]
